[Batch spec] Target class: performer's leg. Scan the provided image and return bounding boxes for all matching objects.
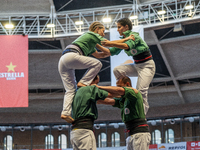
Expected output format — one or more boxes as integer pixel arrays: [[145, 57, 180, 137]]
[[73, 55, 102, 86], [70, 129, 97, 150], [113, 60, 155, 114], [126, 135, 134, 150], [113, 63, 138, 80], [58, 53, 102, 122], [58, 53, 78, 123], [60, 69, 76, 123], [132, 133, 151, 150], [135, 60, 155, 114]]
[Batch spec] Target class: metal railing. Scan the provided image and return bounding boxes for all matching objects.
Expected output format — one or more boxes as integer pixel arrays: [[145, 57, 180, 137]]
[[0, 0, 200, 38]]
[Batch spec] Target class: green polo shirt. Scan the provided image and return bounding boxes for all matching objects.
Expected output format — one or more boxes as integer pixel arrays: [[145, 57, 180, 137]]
[[113, 87, 145, 122], [72, 85, 108, 120], [109, 30, 149, 56], [72, 31, 106, 56]]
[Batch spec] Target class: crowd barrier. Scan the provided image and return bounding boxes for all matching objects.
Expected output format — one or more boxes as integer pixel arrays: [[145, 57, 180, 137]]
[[31, 141, 200, 150], [149, 141, 200, 150]]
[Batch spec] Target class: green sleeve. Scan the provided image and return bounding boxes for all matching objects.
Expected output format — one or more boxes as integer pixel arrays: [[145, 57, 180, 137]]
[[94, 33, 106, 41], [93, 86, 108, 101], [100, 37, 107, 41], [93, 48, 97, 53], [112, 98, 121, 108], [88, 31, 107, 42], [96, 36, 107, 44], [109, 47, 123, 56], [124, 37, 140, 50], [122, 87, 137, 102]]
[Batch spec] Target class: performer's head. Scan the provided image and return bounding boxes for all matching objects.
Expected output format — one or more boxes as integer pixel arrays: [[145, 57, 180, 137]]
[[90, 75, 100, 85], [116, 76, 132, 87], [89, 21, 105, 37], [116, 18, 132, 36]]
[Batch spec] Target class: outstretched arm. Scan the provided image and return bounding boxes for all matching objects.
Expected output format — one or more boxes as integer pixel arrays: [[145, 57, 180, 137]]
[[96, 85, 125, 96], [107, 92, 120, 98], [97, 98, 115, 105], [101, 40, 129, 50], [111, 34, 135, 43], [101, 34, 134, 49]]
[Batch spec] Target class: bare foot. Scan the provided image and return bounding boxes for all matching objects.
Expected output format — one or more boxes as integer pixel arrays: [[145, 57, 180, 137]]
[[61, 115, 74, 123], [77, 82, 87, 88]]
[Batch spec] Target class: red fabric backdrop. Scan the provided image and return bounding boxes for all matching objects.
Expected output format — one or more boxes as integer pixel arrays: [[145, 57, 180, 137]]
[[149, 144, 158, 150], [187, 141, 200, 150], [0, 35, 28, 107]]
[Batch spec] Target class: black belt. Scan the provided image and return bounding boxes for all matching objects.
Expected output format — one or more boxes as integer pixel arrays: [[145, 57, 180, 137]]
[[62, 48, 80, 55]]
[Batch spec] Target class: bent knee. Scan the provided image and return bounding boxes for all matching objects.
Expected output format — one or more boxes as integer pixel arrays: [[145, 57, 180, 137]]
[[95, 60, 102, 69], [113, 66, 121, 74]]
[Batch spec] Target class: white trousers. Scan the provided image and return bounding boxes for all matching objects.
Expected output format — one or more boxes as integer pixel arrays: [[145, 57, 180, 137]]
[[113, 59, 155, 114], [58, 52, 102, 116], [126, 132, 151, 150], [70, 129, 96, 150]]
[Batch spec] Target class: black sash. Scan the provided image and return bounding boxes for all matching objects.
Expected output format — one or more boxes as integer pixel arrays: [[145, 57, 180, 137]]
[[133, 50, 153, 64], [72, 117, 94, 131]]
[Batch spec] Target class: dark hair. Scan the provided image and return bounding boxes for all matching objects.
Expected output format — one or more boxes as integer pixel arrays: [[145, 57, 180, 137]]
[[120, 76, 132, 87], [117, 18, 132, 30], [93, 75, 99, 82]]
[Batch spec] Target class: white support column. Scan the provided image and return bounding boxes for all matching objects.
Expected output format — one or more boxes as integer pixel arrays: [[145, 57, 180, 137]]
[[23, 16, 26, 35], [37, 16, 40, 36], [9, 16, 12, 35], [60, 39, 66, 51]]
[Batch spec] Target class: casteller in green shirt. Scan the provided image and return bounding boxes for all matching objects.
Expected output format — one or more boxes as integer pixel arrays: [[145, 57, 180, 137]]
[[72, 31, 106, 56], [113, 87, 149, 135], [109, 30, 149, 56], [113, 87, 145, 122], [72, 85, 108, 121]]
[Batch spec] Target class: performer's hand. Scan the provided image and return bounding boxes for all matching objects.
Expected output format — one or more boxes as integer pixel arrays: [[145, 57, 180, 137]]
[[101, 39, 110, 46], [126, 34, 135, 41], [115, 95, 122, 98], [97, 100, 103, 104]]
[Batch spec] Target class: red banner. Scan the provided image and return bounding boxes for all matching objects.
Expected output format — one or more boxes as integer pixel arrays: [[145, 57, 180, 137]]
[[187, 141, 200, 150], [0, 35, 28, 107], [149, 144, 157, 150]]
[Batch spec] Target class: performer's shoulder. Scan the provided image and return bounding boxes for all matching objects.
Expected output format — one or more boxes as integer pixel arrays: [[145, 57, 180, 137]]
[[125, 87, 139, 94]]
